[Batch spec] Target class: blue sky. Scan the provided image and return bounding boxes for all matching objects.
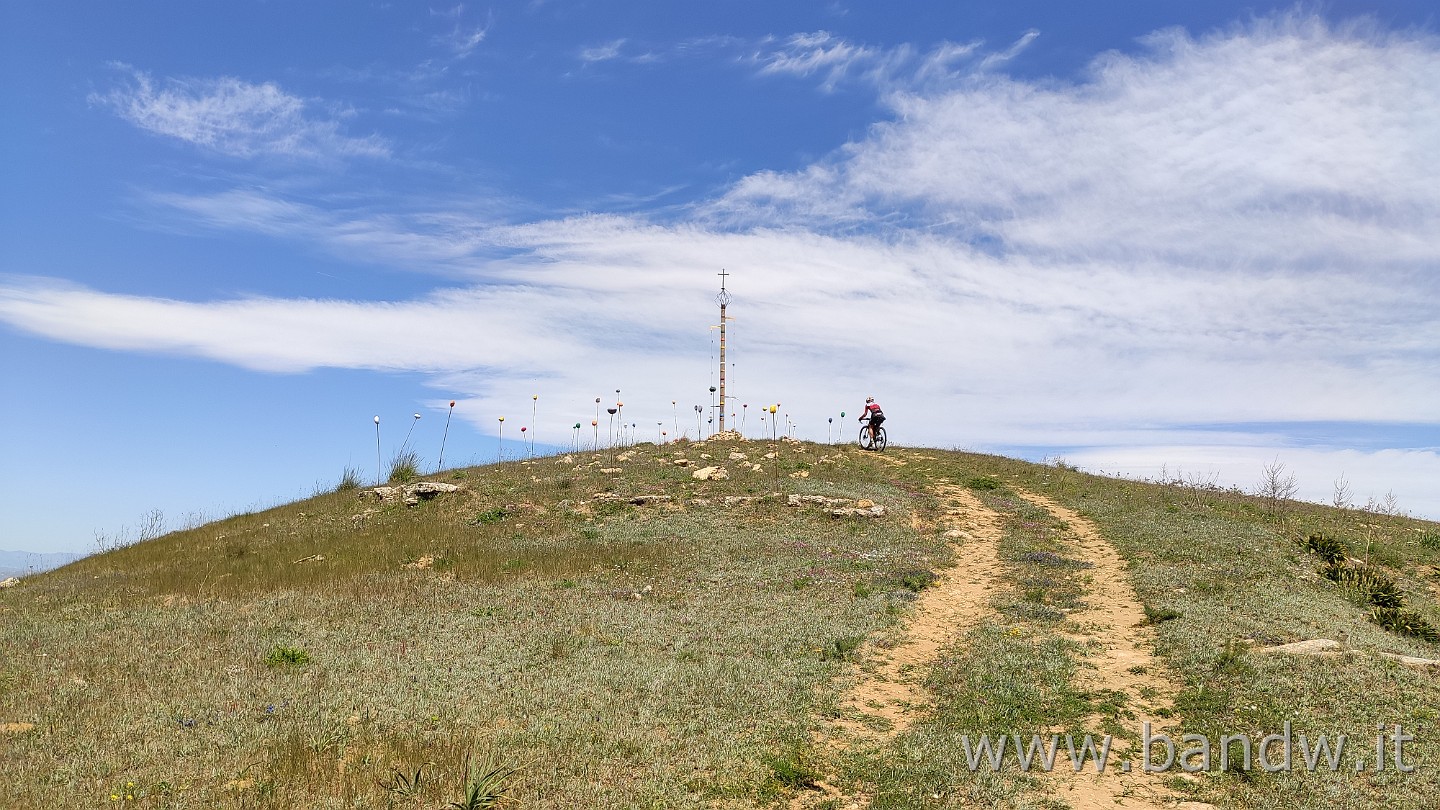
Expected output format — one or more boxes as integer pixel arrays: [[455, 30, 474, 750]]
[[3, 1, 1438, 553]]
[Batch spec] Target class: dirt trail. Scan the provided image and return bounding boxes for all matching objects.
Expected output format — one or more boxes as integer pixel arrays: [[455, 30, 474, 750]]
[[1011, 488, 1205, 810], [791, 468, 1209, 810], [792, 482, 1004, 809]]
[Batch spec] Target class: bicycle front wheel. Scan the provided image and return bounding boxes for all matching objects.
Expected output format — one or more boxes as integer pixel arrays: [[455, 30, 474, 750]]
[[858, 426, 875, 450], [873, 426, 887, 451]]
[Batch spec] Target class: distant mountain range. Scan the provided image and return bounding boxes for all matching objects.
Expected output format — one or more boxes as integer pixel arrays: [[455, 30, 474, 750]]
[[0, 549, 85, 578]]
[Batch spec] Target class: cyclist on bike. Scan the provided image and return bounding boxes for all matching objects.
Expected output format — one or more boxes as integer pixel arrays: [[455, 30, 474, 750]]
[[859, 397, 885, 444]]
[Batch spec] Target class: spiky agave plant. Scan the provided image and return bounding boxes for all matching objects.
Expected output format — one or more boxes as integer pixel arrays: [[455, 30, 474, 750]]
[[448, 754, 519, 810]]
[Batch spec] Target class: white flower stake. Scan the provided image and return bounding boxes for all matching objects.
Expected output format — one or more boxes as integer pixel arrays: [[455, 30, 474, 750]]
[[497, 416, 505, 463], [374, 415, 382, 483], [529, 394, 538, 457], [401, 412, 421, 453]]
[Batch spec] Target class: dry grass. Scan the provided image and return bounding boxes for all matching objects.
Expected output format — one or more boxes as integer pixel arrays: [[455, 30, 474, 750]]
[[3, 442, 1438, 808], [0, 440, 945, 808]]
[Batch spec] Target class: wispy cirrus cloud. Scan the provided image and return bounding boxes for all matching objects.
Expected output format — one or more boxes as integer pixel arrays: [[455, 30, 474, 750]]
[[715, 14, 1440, 274], [750, 31, 882, 90], [92, 66, 390, 160]]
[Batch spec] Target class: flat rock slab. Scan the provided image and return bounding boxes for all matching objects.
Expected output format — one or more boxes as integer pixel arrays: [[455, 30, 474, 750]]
[[369, 482, 465, 506], [1258, 639, 1343, 655]]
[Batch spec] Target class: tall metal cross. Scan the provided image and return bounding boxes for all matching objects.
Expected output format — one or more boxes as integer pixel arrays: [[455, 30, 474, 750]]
[[715, 269, 732, 433]]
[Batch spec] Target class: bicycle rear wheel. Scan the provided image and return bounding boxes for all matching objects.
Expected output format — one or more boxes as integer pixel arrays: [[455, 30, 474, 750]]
[[873, 426, 887, 451]]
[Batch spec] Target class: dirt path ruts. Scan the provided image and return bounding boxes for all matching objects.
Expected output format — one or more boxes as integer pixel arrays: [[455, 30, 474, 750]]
[[791, 482, 1004, 809], [1011, 488, 1209, 810]]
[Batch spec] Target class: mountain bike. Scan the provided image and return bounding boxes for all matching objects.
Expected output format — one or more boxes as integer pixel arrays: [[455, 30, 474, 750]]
[[858, 417, 887, 452]]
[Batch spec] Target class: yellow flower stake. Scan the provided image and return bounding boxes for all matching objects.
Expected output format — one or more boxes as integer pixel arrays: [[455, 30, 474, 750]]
[[497, 416, 505, 462]]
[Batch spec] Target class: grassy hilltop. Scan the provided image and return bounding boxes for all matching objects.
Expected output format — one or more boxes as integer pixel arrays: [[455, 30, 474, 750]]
[[1, 438, 1438, 809]]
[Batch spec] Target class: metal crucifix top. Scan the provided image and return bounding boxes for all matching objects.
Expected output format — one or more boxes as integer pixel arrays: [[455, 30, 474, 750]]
[[716, 268, 732, 306]]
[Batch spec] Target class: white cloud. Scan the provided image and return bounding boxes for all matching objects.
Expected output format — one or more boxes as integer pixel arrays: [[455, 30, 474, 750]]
[[752, 31, 881, 90], [6, 13, 1437, 516], [580, 39, 627, 63], [93, 66, 390, 160], [718, 15, 1440, 275]]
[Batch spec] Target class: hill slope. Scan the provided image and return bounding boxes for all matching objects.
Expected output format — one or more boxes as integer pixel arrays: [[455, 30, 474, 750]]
[[1, 439, 1437, 809]]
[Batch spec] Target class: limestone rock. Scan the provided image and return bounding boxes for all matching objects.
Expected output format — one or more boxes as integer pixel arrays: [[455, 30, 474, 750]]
[[370, 481, 463, 506], [692, 466, 729, 481], [831, 505, 886, 519], [787, 494, 853, 508], [1257, 639, 1342, 656], [0, 577, 19, 589]]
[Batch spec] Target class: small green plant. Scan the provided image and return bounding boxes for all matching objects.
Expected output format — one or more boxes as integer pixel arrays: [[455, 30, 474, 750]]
[[966, 475, 1001, 491], [448, 755, 518, 810], [336, 465, 363, 492], [381, 764, 428, 797], [470, 507, 508, 526], [762, 745, 820, 791], [1143, 604, 1183, 625], [1322, 562, 1404, 608], [819, 635, 864, 662], [1370, 608, 1440, 643], [1302, 532, 1348, 564], [852, 580, 874, 598], [388, 450, 422, 484], [264, 645, 310, 668], [1212, 639, 1251, 676], [1420, 531, 1440, 550], [896, 569, 938, 592]]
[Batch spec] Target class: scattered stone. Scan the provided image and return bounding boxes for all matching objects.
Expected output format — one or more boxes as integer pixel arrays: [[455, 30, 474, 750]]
[[1257, 639, 1343, 656], [600, 468, 623, 474], [0, 578, 19, 589], [558, 455, 575, 464], [1, 723, 35, 734], [616, 453, 634, 462], [831, 505, 886, 519], [1378, 652, 1440, 672], [403, 556, 434, 570], [699, 453, 712, 460], [692, 466, 729, 481], [855, 499, 876, 508], [729, 452, 748, 461], [943, 529, 970, 540], [673, 458, 691, 467], [722, 496, 757, 506], [764, 452, 776, 459], [789, 470, 810, 478], [787, 494, 853, 508]]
